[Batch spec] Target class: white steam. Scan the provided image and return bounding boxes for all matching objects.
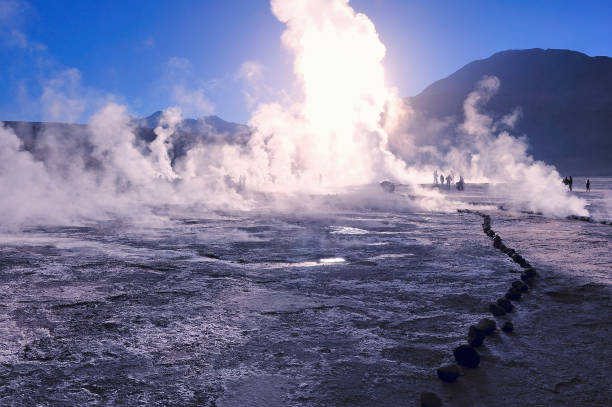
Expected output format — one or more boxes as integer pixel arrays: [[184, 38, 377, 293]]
[[445, 76, 588, 216], [215, 0, 409, 192], [0, 0, 592, 230]]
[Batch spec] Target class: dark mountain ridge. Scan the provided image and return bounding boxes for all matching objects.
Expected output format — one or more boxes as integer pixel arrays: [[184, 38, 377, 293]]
[[2, 113, 251, 166], [409, 48, 612, 175]]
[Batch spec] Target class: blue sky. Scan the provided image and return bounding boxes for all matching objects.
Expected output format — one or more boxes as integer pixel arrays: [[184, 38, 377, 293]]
[[1, 0, 611, 124]]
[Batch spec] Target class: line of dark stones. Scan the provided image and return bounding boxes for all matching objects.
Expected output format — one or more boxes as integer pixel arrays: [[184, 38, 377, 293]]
[[566, 214, 612, 225], [420, 209, 538, 407]]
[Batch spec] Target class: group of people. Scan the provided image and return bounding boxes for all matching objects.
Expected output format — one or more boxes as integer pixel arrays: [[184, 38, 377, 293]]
[[434, 170, 464, 190], [563, 175, 591, 192]]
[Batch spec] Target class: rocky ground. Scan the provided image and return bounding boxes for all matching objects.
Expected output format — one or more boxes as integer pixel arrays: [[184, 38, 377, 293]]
[[0, 185, 610, 406]]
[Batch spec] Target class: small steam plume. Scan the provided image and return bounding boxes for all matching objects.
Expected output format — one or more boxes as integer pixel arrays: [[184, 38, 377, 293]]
[[445, 76, 587, 216]]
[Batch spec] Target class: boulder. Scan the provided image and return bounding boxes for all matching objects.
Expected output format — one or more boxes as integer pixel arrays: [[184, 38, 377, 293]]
[[489, 302, 506, 316], [497, 298, 514, 312], [502, 321, 514, 333], [522, 268, 537, 279], [476, 318, 496, 335], [436, 364, 461, 382], [467, 325, 485, 347], [512, 280, 529, 293], [379, 181, 395, 193], [420, 392, 443, 407], [493, 235, 502, 248], [505, 287, 522, 301], [453, 345, 480, 368]]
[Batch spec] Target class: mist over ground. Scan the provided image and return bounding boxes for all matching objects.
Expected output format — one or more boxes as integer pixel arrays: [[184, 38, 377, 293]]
[[0, 0, 592, 229]]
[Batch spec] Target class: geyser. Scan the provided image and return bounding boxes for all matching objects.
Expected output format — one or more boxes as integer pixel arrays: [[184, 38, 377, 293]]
[[215, 0, 410, 192]]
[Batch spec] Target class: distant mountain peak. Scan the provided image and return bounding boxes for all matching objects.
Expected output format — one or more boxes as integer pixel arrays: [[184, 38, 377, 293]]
[[409, 48, 612, 175]]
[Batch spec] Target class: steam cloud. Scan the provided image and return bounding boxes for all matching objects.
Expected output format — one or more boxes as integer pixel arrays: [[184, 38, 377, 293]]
[[0, 0, 590, 229], [401, 76, 588, 217]]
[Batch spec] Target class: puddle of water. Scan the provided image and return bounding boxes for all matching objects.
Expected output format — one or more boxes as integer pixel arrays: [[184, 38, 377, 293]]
[[319, 257, 346, 264], [329, 226, 369, 235]]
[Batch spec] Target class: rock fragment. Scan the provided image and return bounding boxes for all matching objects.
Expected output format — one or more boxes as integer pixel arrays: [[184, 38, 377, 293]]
[[436, 364, 461, 382], [511, 280, 529, 293], [476, 318, 496, 335], [521, 268, 537, 281], [379, 180, 395, 193], [497, 298, 514, 312], [505, 287, 522, 301], [468, 325, 485, 347], [489, 302, 506, 316], [501, 321, 514, 333], [453, 345, 480, 368], [420, 392, 443, 407], [493, 235, 502, 248]]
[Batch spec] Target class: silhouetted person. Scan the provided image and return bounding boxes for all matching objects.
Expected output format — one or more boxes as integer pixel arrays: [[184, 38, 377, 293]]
[[446, 174, 452, 189], [456, 175, 465, 190], [434, 170, 438, 185], [569, 176, 573, 191], [586, 179, 590, 191], [440, 174, 444, 185]]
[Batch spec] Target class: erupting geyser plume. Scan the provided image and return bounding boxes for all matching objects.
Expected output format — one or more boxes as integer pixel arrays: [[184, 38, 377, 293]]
[[218, 0, 409, 192]]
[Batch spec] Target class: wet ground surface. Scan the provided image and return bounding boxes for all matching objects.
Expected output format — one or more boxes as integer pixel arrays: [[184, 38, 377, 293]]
[[0, 180, 610, 406]]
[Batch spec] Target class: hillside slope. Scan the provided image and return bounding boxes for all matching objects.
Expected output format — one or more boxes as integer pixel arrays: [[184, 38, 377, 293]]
[[409, 49, 612, 175]]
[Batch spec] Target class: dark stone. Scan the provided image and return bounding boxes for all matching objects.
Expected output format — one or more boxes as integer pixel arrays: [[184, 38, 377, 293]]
[[497, 298, 514, 312], [468, 325, 485, 347], [476, 318, 496, 335], [512, 280, 529, 293], [486, 230, 496, 238], [521, 268, 537, 279], [502, 321, 514, 333], [493, 235, 502, 248], [453, 345, 480, 368], [489, 302, 506, 316], [202, 253, 220, 260], [420, 392, 443, 407], [436, 364, 461, 382], [505, 287, 522, 301], [379, 180, 395, 193]]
